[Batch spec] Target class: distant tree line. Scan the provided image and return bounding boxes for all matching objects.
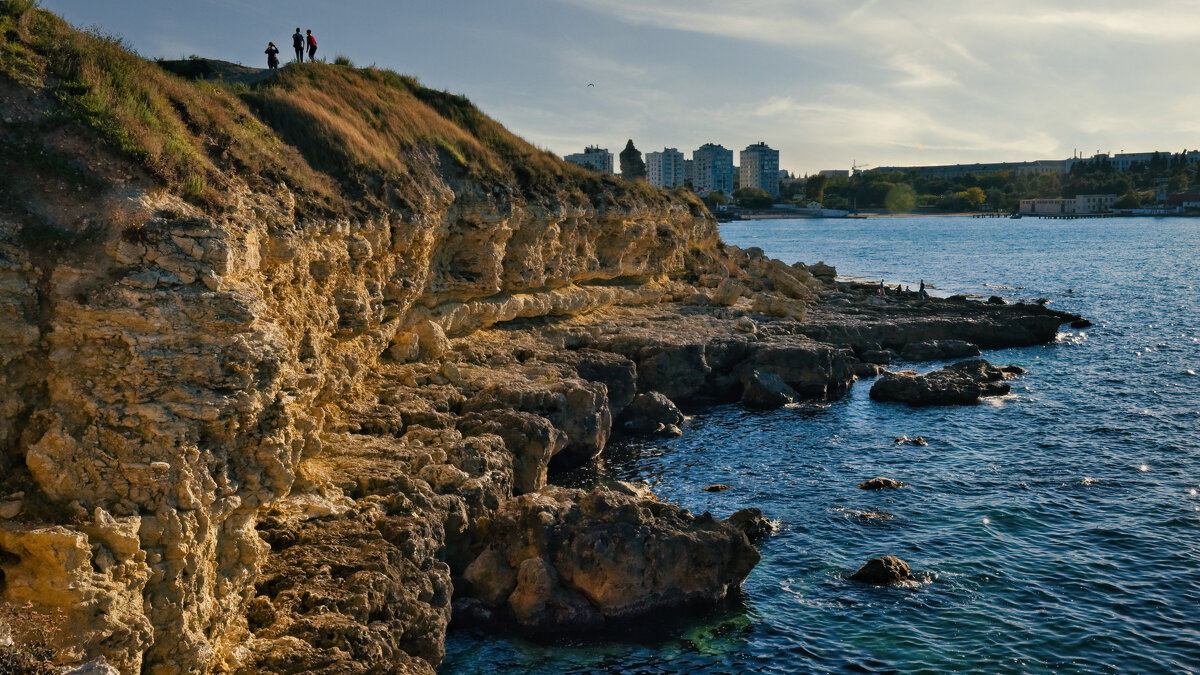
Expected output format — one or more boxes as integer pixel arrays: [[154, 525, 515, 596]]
[[774, 150, 1199, 212]]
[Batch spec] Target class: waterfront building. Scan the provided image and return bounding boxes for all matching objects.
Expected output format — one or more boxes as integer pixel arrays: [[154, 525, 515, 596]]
[[739, 142, 780, 196], [646, 147, 686, 188], [564, 146, 613, 173], [1018, 194, 1116, 215], [691, 143, 734, 196]]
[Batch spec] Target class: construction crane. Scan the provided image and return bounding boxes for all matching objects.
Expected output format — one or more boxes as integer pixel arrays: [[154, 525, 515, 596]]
[[851, 160, 870, 175]]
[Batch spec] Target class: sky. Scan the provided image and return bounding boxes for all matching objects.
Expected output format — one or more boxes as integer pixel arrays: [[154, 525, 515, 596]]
[[38, 0, 1200, 176]]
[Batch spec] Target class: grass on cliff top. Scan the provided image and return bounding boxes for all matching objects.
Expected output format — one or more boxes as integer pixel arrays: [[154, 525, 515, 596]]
[[1, 2, 704, 216], [240, 63, 592, 196], [0, 1, 330, 209]]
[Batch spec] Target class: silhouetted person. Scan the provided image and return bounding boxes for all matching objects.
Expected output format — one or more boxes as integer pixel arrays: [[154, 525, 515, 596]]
[[306, 29, 317, 61], [265, 42, 279, 70], [292, 28, 304, 62]]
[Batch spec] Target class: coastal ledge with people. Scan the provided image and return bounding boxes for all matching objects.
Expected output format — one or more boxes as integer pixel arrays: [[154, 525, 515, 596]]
[[0, 6, 1090, 673]]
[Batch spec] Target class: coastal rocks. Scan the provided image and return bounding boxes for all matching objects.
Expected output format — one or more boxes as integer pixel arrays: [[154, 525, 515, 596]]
[[617, 392, 685, 437], [899, 339, 981, 362], [894, 435, 928, 446], [726, 508, 773, 542], [740, 369, 797, 409], [869, 359, 1021, 406], [1070, 318, 1093, 328], [858, 477, 906, 490], [849, 556, 913, 585], [464, 486, 759, 633]]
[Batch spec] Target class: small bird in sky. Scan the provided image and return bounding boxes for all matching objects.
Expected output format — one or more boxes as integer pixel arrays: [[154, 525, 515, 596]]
[[587, 83, 594, 87]]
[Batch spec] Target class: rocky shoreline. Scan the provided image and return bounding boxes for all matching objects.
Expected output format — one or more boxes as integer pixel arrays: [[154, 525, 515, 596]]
[[0, 17, 1086, 671], [241, 265, 1082, 672]]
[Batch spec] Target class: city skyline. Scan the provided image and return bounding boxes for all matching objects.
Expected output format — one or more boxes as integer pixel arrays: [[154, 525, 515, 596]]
[[37, 0, 1200, 176]]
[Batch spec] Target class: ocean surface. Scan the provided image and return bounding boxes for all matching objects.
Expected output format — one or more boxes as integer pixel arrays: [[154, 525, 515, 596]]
[[441, 216, 1200, 674]]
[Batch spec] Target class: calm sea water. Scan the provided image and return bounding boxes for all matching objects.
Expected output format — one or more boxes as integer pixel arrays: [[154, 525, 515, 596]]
[[441, 216, 1200, 674]]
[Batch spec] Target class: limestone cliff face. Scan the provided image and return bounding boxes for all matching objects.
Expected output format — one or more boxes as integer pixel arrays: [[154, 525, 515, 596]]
[[0, 13, 723, 672]]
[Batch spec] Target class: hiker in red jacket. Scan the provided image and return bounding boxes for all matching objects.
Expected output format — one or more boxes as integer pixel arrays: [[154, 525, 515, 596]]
[[306, 29, 317, 62]]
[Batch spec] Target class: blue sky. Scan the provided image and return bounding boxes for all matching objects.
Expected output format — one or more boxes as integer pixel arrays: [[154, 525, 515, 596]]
[[39, 0, 1200, 176]]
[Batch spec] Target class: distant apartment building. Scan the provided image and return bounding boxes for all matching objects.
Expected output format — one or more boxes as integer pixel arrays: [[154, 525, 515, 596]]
[[1019, 194, 1116, 215], [684, 159, 694, 186], [739, 142, 780, 196], [692, 143, 734, 196], [646, 147, 686, 188], [818, 169, 850, 178], [564, 146, 613, 173]]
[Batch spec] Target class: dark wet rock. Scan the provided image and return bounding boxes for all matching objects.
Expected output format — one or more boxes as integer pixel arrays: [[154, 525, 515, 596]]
[[853, 363, 886, 379], [869, 359, 1018, 406], [618, 391, 685, 436], [740, 369, 797, 409], [571, 349, 639, 416], [899, 339, 981, 362], [861, 349, 893, 365], [1070, 318, 1093, 329], [849, 556, 913, 585], [893, 435, 928, 446], [703, 484, 732, 493], [849, 510, 894, 522], [727, 508, 773, 542], [450, 597, 499, 630], [987, 295, 1007, 304], [858, 477, 906, 490]]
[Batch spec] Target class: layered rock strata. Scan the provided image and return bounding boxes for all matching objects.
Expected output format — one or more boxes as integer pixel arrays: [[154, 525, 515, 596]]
[[0, 15, 1087, 673]]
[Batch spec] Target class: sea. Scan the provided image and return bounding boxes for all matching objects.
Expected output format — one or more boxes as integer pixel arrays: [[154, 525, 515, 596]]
[[440, 216, 1200, 674]]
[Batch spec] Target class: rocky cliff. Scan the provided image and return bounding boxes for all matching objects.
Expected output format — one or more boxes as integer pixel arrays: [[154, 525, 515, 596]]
[[0, 7, 1084, 674]]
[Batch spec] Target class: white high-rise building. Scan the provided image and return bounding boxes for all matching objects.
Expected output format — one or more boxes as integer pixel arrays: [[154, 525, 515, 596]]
[[739, 142, 780, 197], [646, 148, 686, 188], [692, 143, 734, 196], [564, 146, 614, 173]]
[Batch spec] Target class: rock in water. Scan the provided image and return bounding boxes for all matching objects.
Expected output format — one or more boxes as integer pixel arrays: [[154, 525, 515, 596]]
[[467, 486, 759, 633], [740, 369, 797, 409], [869, 359, 1019, 406], [858, 477, 906, 490], [849, 556, 913, 585]]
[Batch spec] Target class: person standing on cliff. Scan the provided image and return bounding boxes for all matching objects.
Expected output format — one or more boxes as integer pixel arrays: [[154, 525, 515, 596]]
[[292, 28, 304, 62], [306, 29, 317, 62], [264, 42, 280, 70]]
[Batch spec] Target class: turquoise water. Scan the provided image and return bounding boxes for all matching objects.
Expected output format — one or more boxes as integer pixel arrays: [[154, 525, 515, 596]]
[[441, 216, 1200, 674]]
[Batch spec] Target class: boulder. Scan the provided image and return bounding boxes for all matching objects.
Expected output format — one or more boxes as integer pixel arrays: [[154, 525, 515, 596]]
[[571, 349, 638, 416], [805, 261, 837, 280], [859, 477, 906, 490], [849, 556, 913, 585], [711, 278, 748, 306], [1070, 318, 1093, 329], [726, 508, 773, 542], [869, 359, 1019, 406], [618, 391, 685, 437], [740, 369, 797, 409], [469, 486, 760, 633]]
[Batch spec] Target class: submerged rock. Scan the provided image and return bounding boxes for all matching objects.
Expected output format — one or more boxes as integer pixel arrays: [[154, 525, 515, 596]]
[[859, 477, 906, 490], [849, 556, 913, 585]]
